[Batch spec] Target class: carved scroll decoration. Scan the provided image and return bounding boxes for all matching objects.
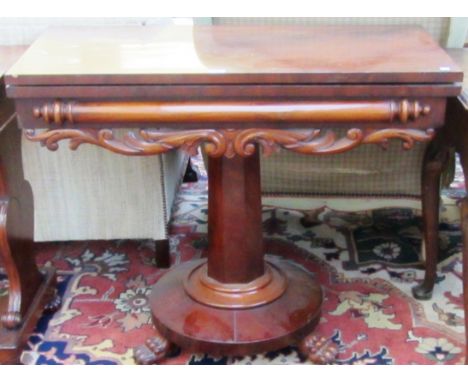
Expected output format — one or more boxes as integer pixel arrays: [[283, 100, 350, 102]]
[[24, 127, 436, 158], [0, 199, 22, 329], [32, 99, 431, 125]]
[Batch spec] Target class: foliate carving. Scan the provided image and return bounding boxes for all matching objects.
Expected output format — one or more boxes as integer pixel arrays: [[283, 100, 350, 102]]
[[32, 99, 431, 125], [29, 99, 433, 157], [24, 127, 435, 158], [24, 128, 228, 157]]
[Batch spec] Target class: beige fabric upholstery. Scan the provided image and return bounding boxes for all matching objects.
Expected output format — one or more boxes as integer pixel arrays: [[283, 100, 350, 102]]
[[0, 17, 187, 243], [21, 128, 188, 242], [261, 140, 426, 198]]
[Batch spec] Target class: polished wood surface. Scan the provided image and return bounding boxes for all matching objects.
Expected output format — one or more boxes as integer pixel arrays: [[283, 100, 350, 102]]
[[444, 48, 468, 364], [0, 45, 57, 364], [447, 49, 468, 107], [138, 152, 323, 358], [207, 152, 264, 283], [7, 26, 461, 363], [437, 96, 468, 362], [461, 198, 468, 365], [8, 83, 462, 100], [0, 47, 28, 130], [412, 134, 450, 300], [24, 125, 437, 159], [0, 46, 28, 78], [0, 268, 55, 364], [0, 124, 57, 363], [448, 99, 468, 364], [154, 239, 170, 269], [147, 257, 322, 357], [6, 25, 462, 85], [31, 99, 432, 125]]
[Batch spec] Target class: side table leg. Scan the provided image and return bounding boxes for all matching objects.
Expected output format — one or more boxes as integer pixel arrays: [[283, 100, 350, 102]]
[[445, 98, 468, 364], [460, 197, 468, 365], [412, 147, 448, 300], [0, 122, 57, 364], [154, 239, 170, 269]]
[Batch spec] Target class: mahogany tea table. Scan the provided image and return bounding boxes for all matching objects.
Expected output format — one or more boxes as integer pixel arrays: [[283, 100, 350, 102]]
[[5, 25, 462, 364]]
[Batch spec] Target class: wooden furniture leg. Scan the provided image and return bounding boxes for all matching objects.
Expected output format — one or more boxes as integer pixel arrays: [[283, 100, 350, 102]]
[[183, 158, 198, 183], [443, 97, 468, 363], [154, 239, 170, 269], [0, 123, 57, 364], [456, 117, 468, 365], [460, 198, 468, 365], [412, 143, 449, 300], [134, 148, 322, 364]]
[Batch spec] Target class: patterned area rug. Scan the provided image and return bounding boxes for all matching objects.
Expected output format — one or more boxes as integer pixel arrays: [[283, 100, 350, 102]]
[[3, 156, 467, 365]]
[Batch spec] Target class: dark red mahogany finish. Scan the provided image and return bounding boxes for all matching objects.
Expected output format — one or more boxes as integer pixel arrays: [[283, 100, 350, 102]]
[[151, 149, 322, 354], [444, 49, 468, 365], [5, 26, 462, 363], [0, 45, 57, 364], [152, 258, 322, 356]]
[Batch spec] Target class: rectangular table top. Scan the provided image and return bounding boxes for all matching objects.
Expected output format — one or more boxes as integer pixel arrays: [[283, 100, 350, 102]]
[[447, 48, 468, 107], [0, 46, 28, 80], [6, 25, 463, 86], [0, 46, 28, 129]]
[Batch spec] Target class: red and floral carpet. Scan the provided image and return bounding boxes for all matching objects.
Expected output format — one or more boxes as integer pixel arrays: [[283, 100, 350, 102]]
[[1, 157, 466, 364]]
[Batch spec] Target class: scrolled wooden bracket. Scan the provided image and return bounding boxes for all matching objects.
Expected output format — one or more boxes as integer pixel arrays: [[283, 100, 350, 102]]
[[24, 126, 435, 158], [32, 99, 431, 125], [0, 199, 22, 329]]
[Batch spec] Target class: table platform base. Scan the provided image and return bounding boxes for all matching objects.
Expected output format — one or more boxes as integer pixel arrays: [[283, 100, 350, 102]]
[[134, 256, 323, 363]]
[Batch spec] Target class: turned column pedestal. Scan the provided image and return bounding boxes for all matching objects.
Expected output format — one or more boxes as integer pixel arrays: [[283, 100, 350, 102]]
[[142, 149, 322, 359]]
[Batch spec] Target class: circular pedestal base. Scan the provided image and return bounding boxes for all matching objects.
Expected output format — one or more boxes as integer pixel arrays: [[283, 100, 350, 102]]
[[150, 256, 322, 356], [184, 261, 288, 309]]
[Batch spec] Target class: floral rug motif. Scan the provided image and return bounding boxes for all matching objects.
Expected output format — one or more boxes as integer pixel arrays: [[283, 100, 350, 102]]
[[8, 156, 467, 364], [345, 210, 461, 270]]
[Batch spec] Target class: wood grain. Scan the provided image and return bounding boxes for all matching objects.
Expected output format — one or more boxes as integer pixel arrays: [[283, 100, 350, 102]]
[[7, 26, 462, 362], [5, 25, 462, 85], [24, 126, 436, 158], [32, 99, 431, 125]]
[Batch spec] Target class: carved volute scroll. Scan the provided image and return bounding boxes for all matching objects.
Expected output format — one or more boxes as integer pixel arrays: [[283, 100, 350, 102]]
[[32, 99, 431, 125], [24, 126, 435, 158]]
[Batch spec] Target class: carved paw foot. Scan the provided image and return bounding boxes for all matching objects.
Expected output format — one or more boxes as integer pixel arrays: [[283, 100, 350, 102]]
[[299, 335, 339, 364], [1, 311, 22, 329], [44, 292, 62, 313], [412, 283, 433, 300], [133, 335, 170, 365]]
